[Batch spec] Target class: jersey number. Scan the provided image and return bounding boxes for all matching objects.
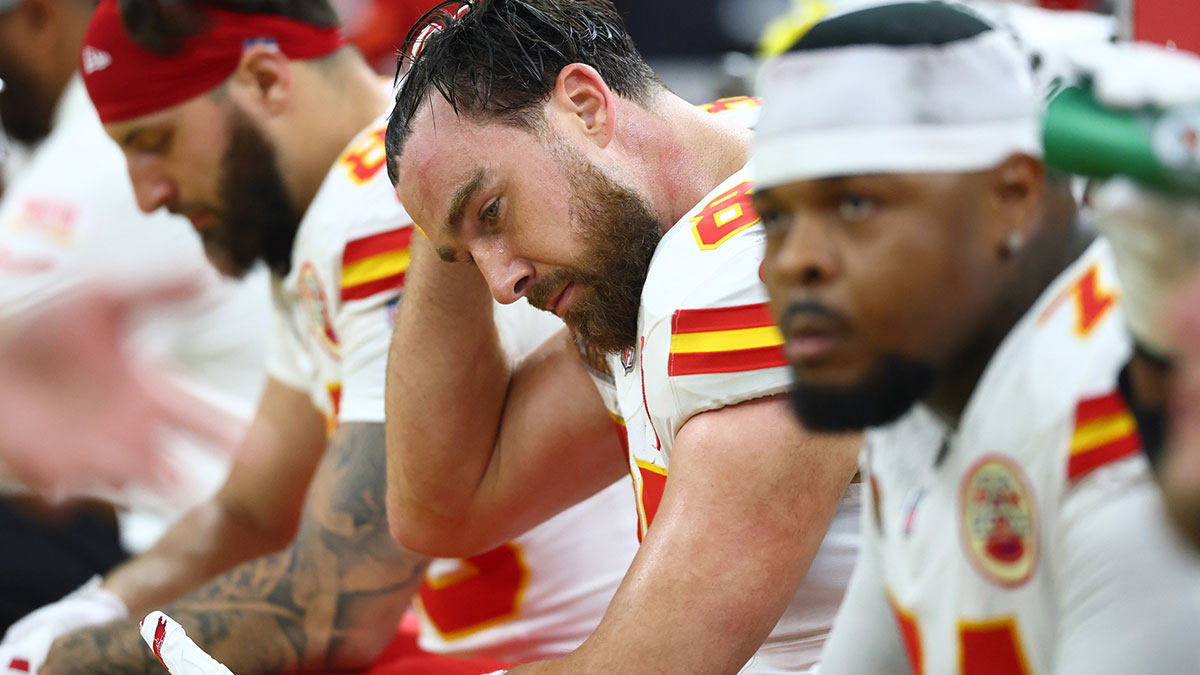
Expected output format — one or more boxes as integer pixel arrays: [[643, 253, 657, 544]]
[[339, 129, 387, 185], [1038, 263, 1116, 337], [889, 595, 1032, 675], [691, 180, 760, 250], [417, 543, 529, 639]]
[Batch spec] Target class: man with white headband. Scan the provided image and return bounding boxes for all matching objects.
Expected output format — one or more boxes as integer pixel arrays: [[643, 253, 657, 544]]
[[0, 0, 637, 672], [751, 2, 1200, 672], [384, 0, 862, 672]]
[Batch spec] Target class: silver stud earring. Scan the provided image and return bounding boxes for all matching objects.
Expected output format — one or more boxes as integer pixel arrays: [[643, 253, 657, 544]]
[[1004, 231, 1025, 256]]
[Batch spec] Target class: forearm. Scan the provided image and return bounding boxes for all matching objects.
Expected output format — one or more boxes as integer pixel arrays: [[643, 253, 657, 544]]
[[386, 236, 511, 522], [45, 424, 429, 674], [102, 498, 289, 616]]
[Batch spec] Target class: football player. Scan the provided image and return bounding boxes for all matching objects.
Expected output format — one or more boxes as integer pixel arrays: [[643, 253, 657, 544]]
[[384, 1, 863, 672], [751, 2, 1200, 672], [0, 0, 637, 672]]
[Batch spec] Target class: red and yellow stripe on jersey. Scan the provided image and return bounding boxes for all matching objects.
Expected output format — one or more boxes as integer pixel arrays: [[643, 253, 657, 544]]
[[668, 302, 786, 376], [698, 96, 761, 114], [1068, 391, 1142, 483], [341, 226, 413, 301], [633, 459, 667, 541]]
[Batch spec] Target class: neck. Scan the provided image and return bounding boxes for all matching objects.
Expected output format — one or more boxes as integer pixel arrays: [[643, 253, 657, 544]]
[[622, 91, 752, 233], [924, 218, 1094, 427], [277, 51, 392, 214]]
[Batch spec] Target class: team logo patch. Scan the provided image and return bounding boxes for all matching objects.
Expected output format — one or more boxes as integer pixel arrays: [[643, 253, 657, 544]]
[[299, 261, 341, 360], [959, 454, 1038, 588], [620, 346, 636, 374], [1152, 105, 1200, 189]]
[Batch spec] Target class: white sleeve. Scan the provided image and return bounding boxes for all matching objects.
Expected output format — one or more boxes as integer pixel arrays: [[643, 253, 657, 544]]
[[266, 298, 314, 395], [1051, 458, 1200, 675], [815, 471, 912, 674], [333, 284, 397, 424]]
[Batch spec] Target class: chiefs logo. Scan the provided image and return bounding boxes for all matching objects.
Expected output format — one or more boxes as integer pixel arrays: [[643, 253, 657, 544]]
[[299, 261, 341, 360], [620, 346, 636, 374], [959, 454, 1038, 588]]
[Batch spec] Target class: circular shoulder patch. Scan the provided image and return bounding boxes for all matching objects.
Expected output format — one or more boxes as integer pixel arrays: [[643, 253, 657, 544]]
[[299, 261, 342, 360], [959, 454, 1039, 588]]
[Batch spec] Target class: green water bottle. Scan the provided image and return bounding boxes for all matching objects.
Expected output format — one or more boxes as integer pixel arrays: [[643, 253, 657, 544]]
[[1043, 84, 1200, 195]]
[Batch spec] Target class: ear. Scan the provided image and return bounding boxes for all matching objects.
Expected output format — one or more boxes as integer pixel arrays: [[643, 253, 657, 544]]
[[226, 44, 293, 118], [548, 63, 616, 149], [986, 154, 1044, 260]]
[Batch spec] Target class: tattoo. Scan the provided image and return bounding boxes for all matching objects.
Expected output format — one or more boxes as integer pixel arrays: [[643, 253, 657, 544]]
[[42, 423, 429, 674]]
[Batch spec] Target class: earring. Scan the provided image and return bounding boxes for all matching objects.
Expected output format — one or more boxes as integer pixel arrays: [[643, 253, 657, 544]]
[[1003, 231, 1025, 256]]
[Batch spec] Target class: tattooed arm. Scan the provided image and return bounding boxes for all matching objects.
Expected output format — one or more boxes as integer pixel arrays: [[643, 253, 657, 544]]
[[40, 423, 430, 674]]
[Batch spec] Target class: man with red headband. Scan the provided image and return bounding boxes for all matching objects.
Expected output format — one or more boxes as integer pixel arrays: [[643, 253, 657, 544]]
[[0, 0, 636, 673]]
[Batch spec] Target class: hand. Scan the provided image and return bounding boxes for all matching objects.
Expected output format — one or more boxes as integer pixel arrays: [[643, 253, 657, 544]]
[[1066, 40, 1200, 108], [0, 281, 244, 497], [139, 612, 234, 675], [0, 576, 128, 673], [1090, 178, 1200, 356]]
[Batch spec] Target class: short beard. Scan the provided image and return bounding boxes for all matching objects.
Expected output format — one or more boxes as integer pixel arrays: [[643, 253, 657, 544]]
[[205, 107, 300, 278], [527, 146, 661, 354], [0, 53, 52, 145], [788, 354, 936, 432]]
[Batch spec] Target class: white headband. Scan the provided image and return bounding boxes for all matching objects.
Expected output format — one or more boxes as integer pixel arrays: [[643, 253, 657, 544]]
[[754, 28, 1042, 189]]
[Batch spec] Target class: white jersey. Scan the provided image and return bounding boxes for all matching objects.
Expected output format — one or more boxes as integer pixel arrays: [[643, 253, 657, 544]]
[[0, 76, 270, 551], [269, 115, 636, 663], [584, 149, 861, 672], [820, 240, 1200, 675]]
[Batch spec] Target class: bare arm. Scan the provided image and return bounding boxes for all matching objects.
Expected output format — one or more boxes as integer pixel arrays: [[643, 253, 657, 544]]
[[41, 423, 429, 674], [510, 397, 861, 674], [101, 378, 328, 615], [386, 237, 626, 556]]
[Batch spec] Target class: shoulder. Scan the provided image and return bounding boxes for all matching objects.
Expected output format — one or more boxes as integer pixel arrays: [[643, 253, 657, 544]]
[[641, 168, 767, 330], [298, 117, 416, 307]]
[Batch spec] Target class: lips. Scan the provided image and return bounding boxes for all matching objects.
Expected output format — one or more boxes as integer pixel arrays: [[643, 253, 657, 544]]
[[782, 312, 846, 363], [547, 282, 577, 317]]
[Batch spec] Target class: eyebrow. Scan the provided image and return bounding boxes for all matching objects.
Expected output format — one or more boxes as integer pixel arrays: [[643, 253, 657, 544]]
[[445, 168, 486, 239]]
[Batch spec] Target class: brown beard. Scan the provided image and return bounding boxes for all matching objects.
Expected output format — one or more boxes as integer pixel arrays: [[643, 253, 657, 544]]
[[185, 105, 300, 279], [525, 144, 662, 354]]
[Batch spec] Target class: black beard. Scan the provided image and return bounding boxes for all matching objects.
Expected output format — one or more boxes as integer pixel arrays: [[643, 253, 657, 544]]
[[788, 354, 936, 431], [527, 151, 661, 354], [206, 108, 300, 278], [0, 52, 53, 145]]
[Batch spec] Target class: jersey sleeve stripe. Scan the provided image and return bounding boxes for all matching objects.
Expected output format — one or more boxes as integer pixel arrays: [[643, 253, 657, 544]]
[[1068, 391, 1142, 483], [669, 344, 787, 376], [672, 302, 776, 334], [341, 273, 407, 302], [341, 227, 414, 301], [671, 325, 782, 353], [669, 304, 785, 376], [342, 226, 414, 266]]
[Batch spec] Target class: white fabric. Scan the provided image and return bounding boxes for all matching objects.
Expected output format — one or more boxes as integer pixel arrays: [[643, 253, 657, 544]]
[[0, 76, 270, 546], [820, 241, 1200, 674], [0, 577, 127, 674], [275, 114, 637, 662], [754, 28, 1040, 188], [582, 103, 860, 669], [138, 612, 234, 675], [1066, 40, 1200, 109]]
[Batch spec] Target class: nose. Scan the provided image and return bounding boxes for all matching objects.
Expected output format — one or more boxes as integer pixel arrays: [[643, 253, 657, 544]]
[[470, 242, 534, 305], [125, 153, 178, 214], [766, 214, 841, 288]]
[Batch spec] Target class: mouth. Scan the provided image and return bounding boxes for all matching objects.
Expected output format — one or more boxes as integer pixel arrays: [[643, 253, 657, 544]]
[[783, 314, 846, 364], [547, 282, 579, 318], [183, 209, 214, 230]]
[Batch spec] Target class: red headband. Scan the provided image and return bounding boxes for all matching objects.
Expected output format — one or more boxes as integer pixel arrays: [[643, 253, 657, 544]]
[[81, 0, 344, 124]]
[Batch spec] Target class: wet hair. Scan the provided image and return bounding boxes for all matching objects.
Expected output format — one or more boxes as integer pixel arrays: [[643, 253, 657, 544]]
[[117, 0, 339, 54], [384, 0, 660, 186]]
